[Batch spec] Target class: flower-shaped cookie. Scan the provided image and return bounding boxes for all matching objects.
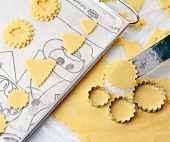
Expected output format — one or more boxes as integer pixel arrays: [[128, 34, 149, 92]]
[[30, 0, 60, 21], [3, 19, 33, 48], [8, 89, 29, 110]]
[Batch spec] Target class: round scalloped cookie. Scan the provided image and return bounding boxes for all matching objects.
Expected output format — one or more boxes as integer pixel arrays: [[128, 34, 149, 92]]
[[30, 0, 60, 21], [8, 89, 29, 110], [3, 19, 33, 48], [133, 80, 166, 112], [105, 59, 138, 89], [0, 113, 7, 134], [108, 96, 136, 123]]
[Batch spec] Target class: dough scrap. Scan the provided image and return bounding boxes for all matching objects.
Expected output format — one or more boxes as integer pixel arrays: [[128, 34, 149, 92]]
[[0, 113, 7, 134], [30, 0, 60, 21], [24, 59, 56, 87], [3, 19, 33, 48], [123, 40, 143, 59], [165, 8, 170, 17], [54, 57, 170, 142], [128, 18, 147, 30], [113, 38, 125, 46], [145, 27, 170, 48], [158, 0, 170, 9], [105, 59, 138, 89], [62, 33, 86, 54], [80, 19, 98, 34], [8, 89, 29, 110], [118, 12, 128, 18], [125, 0, 144, 12]]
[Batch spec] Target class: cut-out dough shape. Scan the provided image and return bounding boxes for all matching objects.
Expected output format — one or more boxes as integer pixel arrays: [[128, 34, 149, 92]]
[[3, 19, 33, 48], [88, 86, 110, 108], [62, 33, 86, 54], [133, 82, 166, 112], [30, 0, 60, 21], [145, 27, 170, 48], [125, 0, 144, 12], [0, 113, 7, 134], [123, 40, 143, 59], [24, 59, 56, 87], [108, 97, 136, 123], [54, 57, 170, 142], [128, 18, 147, 31], [148, 78, 170, 104], [8, 89, 29, 109], [80, 19, 98, 34], [105, 59, 137, 89]]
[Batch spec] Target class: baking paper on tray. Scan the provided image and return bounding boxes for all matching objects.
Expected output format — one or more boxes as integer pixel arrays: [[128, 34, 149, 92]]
[[0, 0, 123, 141]]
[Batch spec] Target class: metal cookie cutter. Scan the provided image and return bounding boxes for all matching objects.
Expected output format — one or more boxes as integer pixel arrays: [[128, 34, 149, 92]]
[[88, 85, 110, 108], [108, 96, 136, 123], [132, 80, 166, 113]]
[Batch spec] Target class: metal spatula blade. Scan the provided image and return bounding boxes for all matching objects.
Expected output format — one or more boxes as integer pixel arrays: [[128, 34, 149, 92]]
[[130, 34, 170, 77]]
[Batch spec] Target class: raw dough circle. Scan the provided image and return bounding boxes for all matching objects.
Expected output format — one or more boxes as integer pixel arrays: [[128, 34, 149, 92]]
[[8, 89, 29, 110], [0, 113, 7, 134], [87, 86, 110, 108], [133, 80, 166, 113], [3, 19, 33, 48], [105, 59, 137, 89], [30, 0, 60, 21], [108, 96, 136, 123]]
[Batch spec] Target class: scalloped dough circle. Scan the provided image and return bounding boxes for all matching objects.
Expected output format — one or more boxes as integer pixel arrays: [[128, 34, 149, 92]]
[[62, 33, 86, 54], [80, 19, 98, 34], [105, 59, 137, 89], [3, 19, 33, 48], [24, 59, 56, 87], [30, 0, 60, 21], [134, 84, 164, 111], [0, 113, 7, 134], [8, 89, 29, 110], [109, 98, 135, 122]]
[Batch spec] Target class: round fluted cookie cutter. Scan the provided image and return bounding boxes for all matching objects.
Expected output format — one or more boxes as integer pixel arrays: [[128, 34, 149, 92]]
[[87, 85, 110, 108], [132, 80, 166, 113], [108, 96, 136, 123]]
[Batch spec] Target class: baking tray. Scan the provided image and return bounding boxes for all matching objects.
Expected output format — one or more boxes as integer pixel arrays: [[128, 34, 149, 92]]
[[0, 0, 139, 141]]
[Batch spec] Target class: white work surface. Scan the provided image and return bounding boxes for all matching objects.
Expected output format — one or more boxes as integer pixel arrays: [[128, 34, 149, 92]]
[[1, 0, 170, 142], [27, 1, 170, 142]]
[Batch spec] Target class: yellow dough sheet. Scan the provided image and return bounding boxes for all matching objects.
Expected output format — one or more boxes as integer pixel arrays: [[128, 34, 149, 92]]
[[54, 57, 170, 142]]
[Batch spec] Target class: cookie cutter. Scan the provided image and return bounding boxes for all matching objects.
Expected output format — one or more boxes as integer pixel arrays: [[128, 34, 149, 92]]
[[108, 96, 136, 123], [132, 79, 166, 113], [88, 85, 110, 108]]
